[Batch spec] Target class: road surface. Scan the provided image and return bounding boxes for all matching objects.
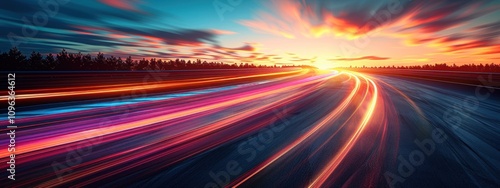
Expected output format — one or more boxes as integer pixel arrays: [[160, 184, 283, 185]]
[[1, 69, 499, 187]]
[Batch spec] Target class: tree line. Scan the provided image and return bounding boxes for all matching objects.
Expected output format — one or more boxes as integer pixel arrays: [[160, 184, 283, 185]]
[[2, 47, 498, 72], [345, 63, 500, 72], [0, 48, 291, 71]]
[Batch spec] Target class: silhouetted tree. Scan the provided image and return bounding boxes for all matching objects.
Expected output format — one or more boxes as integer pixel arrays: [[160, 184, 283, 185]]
[[43, 53, 57, 70], [28, 51, 43, 70], [5, 47, 27, 70], [56, 49, 70, 70], [125, 56, 134, 70], [82, 53, 92, 70], [94, 52, 106, 70]]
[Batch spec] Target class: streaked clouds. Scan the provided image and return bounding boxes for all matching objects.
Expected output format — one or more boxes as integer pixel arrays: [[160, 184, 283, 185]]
[[330, 56, 390, 61]]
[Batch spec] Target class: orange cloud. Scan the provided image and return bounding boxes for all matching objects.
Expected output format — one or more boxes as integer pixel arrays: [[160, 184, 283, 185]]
[[481, 46, 500, 55], [330, 56, 390, 61], [211, 29, 236, 35]]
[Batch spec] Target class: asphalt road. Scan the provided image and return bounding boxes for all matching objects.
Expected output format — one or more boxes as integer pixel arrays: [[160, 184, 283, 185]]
[[1, 69, 499, 187]]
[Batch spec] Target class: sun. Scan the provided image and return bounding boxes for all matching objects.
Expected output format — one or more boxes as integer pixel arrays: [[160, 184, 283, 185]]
[[315, 62, 334, 70]]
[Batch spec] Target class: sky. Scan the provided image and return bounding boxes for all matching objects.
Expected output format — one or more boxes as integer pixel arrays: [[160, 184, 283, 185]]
[[1, 0, 499, 68]]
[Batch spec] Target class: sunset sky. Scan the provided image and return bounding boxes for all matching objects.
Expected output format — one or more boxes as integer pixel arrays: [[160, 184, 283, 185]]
[[1, 0, 499, 68]]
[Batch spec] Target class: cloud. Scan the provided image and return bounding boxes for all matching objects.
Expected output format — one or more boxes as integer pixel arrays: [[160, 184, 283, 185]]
[[406, 20, 500, 54], [481, 46, 500, 55], [289, 56, 317, 63], [211, 29, 237, 35], [396, 1, 496, 33], [239, 19, 296, 39], [241, 0, 500, 55], [214, 44, 256, 52], [242, 0, 498, 38], [330, 56, 390, 61], [155, 29, 217, 46], [239, 0, 401, 39]]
